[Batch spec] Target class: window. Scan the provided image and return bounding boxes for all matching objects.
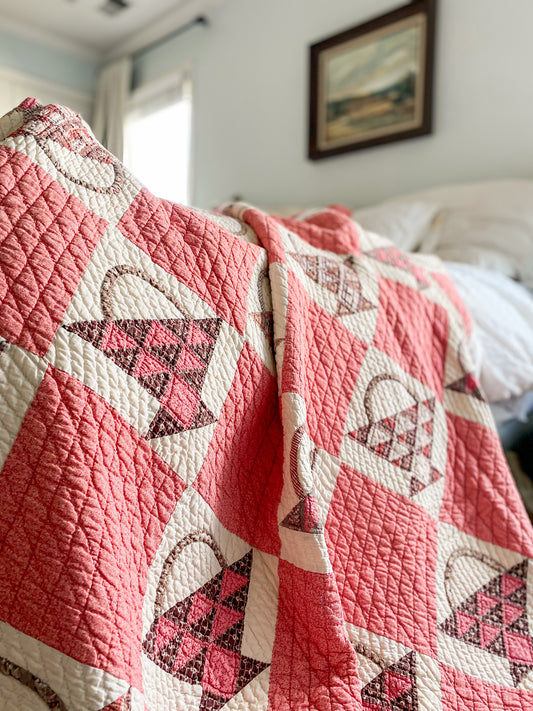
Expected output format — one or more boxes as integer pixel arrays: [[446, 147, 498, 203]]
[[124, 68, 192, 205]]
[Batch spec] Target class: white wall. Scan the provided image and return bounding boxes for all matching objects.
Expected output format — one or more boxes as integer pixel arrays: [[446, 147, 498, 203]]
[[133, 0, 533, 209], [0, 68, 93, 121], [0, 27, 97, 120]]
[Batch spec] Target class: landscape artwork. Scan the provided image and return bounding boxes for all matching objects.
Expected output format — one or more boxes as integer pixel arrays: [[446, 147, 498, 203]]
[[309, 2, 435, 159]]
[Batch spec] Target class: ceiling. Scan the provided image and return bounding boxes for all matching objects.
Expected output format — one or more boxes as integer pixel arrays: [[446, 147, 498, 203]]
[[0, 0, 216, 59]]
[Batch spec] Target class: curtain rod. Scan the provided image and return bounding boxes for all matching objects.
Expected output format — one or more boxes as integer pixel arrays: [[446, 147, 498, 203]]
[[133, 15, 209, 61]]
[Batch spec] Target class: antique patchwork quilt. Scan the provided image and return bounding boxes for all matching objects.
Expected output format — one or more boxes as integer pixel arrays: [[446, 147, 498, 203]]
[[0, 98, 533, 710]]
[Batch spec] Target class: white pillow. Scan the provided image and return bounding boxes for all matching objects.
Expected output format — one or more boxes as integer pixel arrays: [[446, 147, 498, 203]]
[[421, 208, 532, 285], [445, 261, 533, 402], [368, 179, 533, 213], [355, 180, 533, 284], [351, 201, 438, 252]]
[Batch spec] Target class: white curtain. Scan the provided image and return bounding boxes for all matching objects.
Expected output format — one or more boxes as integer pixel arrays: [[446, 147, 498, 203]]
[[91, 56, 132, 161]]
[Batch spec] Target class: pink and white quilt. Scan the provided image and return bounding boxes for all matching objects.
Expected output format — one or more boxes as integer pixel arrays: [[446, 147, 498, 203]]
[[0, 99, 533, 710]]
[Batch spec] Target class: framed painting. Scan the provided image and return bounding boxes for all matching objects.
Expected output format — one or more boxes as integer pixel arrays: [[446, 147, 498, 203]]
[[308, 0, 436, 160]]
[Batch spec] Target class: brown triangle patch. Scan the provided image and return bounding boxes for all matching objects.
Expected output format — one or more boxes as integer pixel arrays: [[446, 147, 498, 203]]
[[137, 372, 171, 400], [510, 661, 533, 686], [485, 632, 506, 657], [446, 375, 484, 401], [178, 368, 208, 395], [280, 495, 322, 534], [173, 650, 207, 685], [64, 319, 108, 347], [251, 311, 274, 339], [114, 319, 153, 346]]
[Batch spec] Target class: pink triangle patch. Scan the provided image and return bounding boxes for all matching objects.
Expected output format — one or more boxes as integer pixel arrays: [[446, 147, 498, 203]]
[[421, 443, 432, 458], [144, 321, 182, 348], [187, 322, 212, 345], [176, 347, 206, 371], [385, 670, 413, 700], [188, 592, 216, 626], [101, 323, 138, 351], [133, 348, 171, 377], [477, 591, 500, 617], [374, 439, 392, 457], [456, 611, 477, 637], [381, 417, 396, 433], [464, 373, 479, 394], [501, 574, 525, 598], [173, 630, 206, 671], [503, 631, 533, 664], [219, 569, 249, 602], [423, 419, 433, 434], [160, 374, 200, 426], [392, 452, 414, 471], [154, 616, 180, 655], [479, 622, 503, 648], [502, 601, 524, 627], [211, 604, 243, 640]]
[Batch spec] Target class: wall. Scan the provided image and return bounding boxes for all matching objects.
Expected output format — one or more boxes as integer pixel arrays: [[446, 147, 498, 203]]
[[133, 0, 533, 209], [0, 28, 97, 119]]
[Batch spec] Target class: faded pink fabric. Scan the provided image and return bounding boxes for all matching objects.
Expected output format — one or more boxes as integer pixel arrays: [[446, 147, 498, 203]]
[[0, 100, 532, 710]]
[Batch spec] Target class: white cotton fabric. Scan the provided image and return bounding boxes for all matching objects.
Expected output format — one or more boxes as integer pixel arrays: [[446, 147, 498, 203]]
[[351, 201, 438, 253], [420, 208, 533, 285]]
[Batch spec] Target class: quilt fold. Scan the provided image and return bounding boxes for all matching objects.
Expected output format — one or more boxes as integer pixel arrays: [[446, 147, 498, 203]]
[[0, 99, 532, 710]]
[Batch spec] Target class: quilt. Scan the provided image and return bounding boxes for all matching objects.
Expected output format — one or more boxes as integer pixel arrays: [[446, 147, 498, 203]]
[[0, 99, 532, 710]]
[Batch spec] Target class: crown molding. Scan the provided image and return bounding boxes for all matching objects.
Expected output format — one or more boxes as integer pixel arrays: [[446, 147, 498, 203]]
[[104, 0, 221, 62], [0, 15, 100, 63], [0, 66, 92, 102]]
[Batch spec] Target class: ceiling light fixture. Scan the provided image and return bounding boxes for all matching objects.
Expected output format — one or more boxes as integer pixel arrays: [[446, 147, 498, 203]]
[[100, 0, 131, 16]]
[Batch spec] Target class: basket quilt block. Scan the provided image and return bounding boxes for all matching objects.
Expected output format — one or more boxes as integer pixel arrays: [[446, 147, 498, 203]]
[[0, 99, 532, 710]]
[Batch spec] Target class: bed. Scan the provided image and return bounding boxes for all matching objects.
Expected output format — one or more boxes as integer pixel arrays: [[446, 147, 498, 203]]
[[1, 100, 533, 710]]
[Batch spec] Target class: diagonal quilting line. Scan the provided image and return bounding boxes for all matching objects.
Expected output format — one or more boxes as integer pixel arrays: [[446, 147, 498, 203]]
[[0, 147, 37, 198], [2, 399, 64, 616], [241, 365, 282, 545], [309, 297, 364, 456], [331, 470, 437, 652], [453, 417, 532, 555], [317, 319, 348, 448], [5, 442, 114, 652], [43, 388, 114, 575], [1, 173, 57, 287], [120, 193, 255, 337], [53, 392, 155, 671], [1, 160, 105, 348], [1, 361, 156, 674], [15, 228, 97, 348], [194, 216, 253, 335]]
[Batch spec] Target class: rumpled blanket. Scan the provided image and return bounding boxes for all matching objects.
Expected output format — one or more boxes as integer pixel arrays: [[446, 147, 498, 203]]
[[1, 99, 532, 710]]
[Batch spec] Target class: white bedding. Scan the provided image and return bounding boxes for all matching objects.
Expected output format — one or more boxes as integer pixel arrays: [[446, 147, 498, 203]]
[[351, 179, 533, 287], [491, 391, 533, 425], [444, 261, 533, 404]]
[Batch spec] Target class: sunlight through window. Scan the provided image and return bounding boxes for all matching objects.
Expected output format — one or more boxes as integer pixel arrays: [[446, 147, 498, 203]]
[[124, 70, 192, 205]]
